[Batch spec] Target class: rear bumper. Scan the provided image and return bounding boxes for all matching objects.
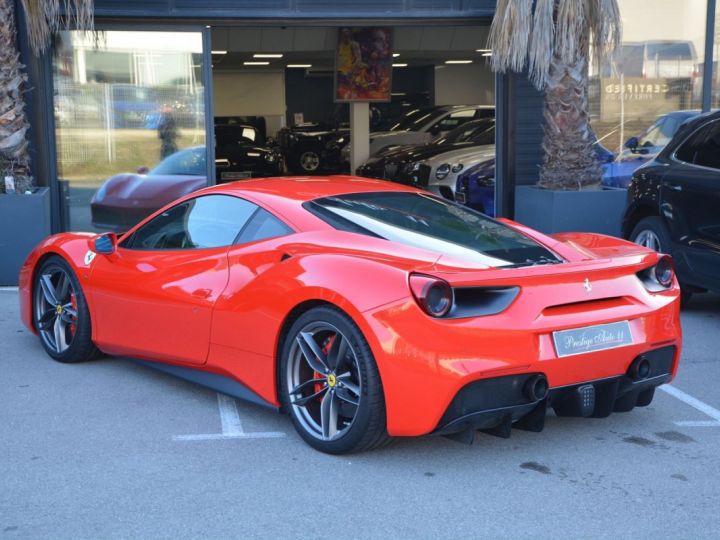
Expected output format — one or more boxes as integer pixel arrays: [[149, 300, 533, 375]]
[[359, 279, 681, 437], [433, 346, 674, 437]]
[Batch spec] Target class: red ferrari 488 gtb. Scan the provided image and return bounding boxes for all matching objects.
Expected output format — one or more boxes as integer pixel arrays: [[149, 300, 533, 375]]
[[19, 177, 682, 453]]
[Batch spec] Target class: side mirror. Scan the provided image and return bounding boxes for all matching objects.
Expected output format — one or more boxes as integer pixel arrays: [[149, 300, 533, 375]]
[[92, 233, 117, 255], [624, 136, 639, 152], [429, 126, 441, 137], [137, 166, 149, 174]]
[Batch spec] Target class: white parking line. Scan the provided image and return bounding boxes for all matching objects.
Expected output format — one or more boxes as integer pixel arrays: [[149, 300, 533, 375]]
[[659, 385, 720, 426], [675, 420, 720, 427], [173, 393, 286, 441]]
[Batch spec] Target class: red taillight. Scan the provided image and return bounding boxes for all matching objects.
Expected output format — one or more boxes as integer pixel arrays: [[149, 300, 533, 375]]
[[654, 255, 674, 288], [409, 274, 453, 318]]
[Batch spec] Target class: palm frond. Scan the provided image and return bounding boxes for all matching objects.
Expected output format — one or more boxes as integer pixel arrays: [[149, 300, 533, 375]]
[[587, 0, 622, 71], [487, 0, 533, 74], [555, 0, 586, 64], [19, 0, 94, 56], [527, 0, 555, 90]]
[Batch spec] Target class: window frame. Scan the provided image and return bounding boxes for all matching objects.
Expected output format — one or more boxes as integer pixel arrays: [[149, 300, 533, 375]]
[[671, 118, 720, 172]]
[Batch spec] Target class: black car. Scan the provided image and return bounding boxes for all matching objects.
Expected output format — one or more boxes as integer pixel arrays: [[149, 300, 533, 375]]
[[277, 122, 349, 174], [622, 110, 720, 303], [214, 124, 284, 181]]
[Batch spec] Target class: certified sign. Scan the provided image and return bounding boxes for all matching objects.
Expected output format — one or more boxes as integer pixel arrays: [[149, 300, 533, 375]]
[[553, 321, 633, 358]]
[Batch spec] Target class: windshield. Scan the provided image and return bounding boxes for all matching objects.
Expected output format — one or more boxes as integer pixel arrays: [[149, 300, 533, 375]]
[[388, 108, 446, 132], [305, 192, 561, 267], [436, 119, 495, 145], [149, 147, 206, 176]]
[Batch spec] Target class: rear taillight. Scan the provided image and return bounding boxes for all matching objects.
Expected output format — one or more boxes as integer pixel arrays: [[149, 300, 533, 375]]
[[637, 255, 675, 292], [654, 255, 674, 287], [409, 274, 453, 318]]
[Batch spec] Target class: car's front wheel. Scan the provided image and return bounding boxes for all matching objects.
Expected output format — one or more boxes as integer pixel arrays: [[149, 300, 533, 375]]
[[279, 306, 390, 454], [32, 256, 100, 363]]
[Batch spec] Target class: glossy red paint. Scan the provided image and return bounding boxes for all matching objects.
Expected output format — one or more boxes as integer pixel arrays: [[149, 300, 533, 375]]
[[19, 176, 682, 437]]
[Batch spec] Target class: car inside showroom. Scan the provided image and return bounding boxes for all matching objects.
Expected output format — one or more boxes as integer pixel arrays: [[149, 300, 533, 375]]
[[50, 24, 496, 232]]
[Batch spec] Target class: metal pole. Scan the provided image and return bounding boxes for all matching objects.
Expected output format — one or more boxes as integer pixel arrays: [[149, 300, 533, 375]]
[[702, 0, 716, 112]]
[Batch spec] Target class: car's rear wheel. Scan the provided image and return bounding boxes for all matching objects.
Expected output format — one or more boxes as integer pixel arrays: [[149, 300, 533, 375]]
[[631, 216, 693, 306], [279, 306, 390, 454], [33, 256, 100, 363]]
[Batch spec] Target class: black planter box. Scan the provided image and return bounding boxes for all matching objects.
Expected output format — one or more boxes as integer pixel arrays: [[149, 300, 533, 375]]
[[0, 188, 51, 285], [515, 185, 628, 237]]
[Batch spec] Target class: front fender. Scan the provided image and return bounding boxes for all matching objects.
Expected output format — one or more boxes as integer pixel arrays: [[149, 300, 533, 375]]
[[18, 233, 98, 333]]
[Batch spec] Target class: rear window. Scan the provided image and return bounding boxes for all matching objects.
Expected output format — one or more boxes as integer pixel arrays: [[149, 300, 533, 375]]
[[305, 192, 561, 267]]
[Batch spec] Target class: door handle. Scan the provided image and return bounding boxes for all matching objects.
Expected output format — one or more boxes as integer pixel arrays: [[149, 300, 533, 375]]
[[667, 184, 683, 192], [191, 288, 212, 299]]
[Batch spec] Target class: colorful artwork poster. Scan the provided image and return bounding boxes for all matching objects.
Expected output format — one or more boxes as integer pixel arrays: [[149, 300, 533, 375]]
[[334, 27, 393, 102]]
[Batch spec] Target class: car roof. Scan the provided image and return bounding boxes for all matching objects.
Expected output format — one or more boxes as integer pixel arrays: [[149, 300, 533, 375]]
[[187, 176, 423, 231], [200, 175, 421, 202]]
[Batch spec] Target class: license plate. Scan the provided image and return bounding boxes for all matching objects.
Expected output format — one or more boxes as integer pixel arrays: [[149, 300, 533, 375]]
[[553, 321, 633, 358], [455, 192, 466, 204], [221, 171, 252, 180]]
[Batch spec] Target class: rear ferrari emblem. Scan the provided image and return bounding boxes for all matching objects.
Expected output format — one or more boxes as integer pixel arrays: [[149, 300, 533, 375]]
[[583, 278, 592, 293]]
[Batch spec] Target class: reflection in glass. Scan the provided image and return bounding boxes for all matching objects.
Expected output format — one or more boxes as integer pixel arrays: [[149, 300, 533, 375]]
[[589, 0, 706, 188], [53, 31, 206, 232]]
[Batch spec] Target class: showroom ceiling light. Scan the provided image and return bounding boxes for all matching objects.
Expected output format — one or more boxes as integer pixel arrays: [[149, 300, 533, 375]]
[[393, 53, 400, 57], [287, 64, 312, 68], [253, 53, 283, 58], [445, 60, 473, 64], [244, 61, 270, 65], [211, 50, 227, 55], [392, 63, 407, 67], [475, 49, 491, 53], [481, 52, 492, 57]]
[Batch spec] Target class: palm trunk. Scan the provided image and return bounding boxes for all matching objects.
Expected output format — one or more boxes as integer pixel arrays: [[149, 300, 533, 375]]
[[538, 46, 602, 190], [0, 0, 32, 194]]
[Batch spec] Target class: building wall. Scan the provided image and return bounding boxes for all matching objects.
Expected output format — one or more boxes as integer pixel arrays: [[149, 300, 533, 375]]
[[213, 71, 287, 135], [434, 63, 495, 106]]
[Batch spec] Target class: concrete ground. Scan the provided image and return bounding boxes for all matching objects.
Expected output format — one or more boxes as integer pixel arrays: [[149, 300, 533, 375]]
[[1, 288, 719, 539]]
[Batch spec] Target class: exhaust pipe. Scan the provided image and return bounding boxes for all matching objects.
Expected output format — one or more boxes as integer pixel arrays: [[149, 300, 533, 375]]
[[524, 375, 549, 401], [628, 356, 651, 381]]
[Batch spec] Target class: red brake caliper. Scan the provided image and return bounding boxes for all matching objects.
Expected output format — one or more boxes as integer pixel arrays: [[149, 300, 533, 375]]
[[312, 335, 336, 397], [68, 293, 77, 336]]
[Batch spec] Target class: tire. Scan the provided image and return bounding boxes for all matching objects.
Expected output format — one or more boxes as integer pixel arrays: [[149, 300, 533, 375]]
[[631, 216, 695, 306], [32, 255, 101, 363], [295, 148, 321, 173], [630, 216, 671, 254], [279, 306, 390, 454]]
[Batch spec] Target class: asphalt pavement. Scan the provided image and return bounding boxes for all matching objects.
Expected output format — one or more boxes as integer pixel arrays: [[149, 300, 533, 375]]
[[1, 288, 719, 539]]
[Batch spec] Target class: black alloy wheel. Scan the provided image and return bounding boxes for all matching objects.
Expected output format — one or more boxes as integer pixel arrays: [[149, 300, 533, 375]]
[[280, 306, 390, 454], [33, 256, 100, 362]]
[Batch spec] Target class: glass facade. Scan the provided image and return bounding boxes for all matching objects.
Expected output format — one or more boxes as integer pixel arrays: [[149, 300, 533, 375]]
[[589, 0, 708, 188], [714, 2, 720, 109], [53, 30, 206, 232]]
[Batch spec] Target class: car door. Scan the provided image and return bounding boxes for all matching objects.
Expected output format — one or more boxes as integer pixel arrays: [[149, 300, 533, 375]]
[[663, 119, 720, 290], [89, 194, 259, 364]]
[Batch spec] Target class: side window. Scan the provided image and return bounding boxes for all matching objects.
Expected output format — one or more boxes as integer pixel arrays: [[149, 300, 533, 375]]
[[675, 121, 720, 170], [125, 195, 258, 250], [237, 208, 293, 244], [431, 110, 476, 133], [637, 118, 665, 148]]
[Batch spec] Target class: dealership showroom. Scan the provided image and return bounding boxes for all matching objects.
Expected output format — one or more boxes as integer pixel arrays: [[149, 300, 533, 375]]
[[2, 0, 720, 538]]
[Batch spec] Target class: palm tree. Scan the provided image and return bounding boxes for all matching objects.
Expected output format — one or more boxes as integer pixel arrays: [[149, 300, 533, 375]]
[[0, 0, 93, 193], [489, 0, 621, 190]]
